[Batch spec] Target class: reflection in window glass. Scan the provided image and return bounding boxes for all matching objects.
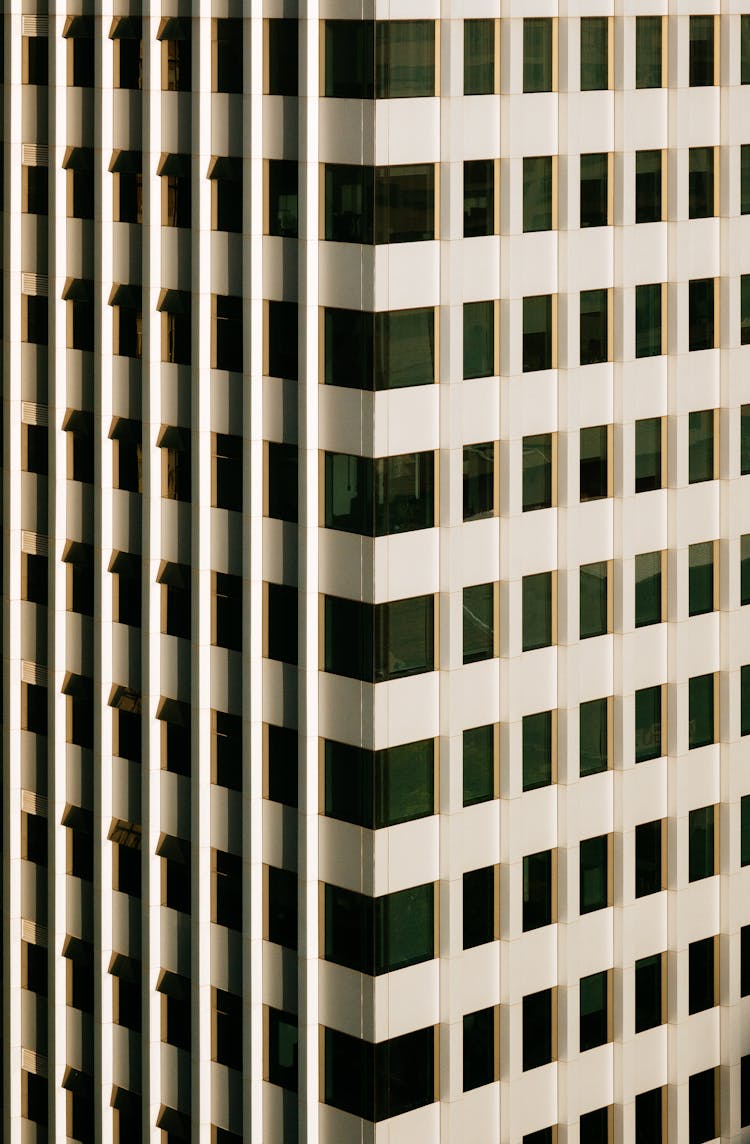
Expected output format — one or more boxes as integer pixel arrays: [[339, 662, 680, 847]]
[[580, 17, 608, 91], [689, 674, 714, 750], [580, 970, 608, 1050], [523, 18, 553, 93], [635, 551, 662, 628], [579, 561, 608, 640], [580, 835, 608, 913], [523, 433, 553, 511], [743, 16, 750, 85], [324, 737, 434, 829], [635, 283, 662, 359], [636, 16, 662, 88], [688, 542, 714, 617], [580, 425, 608, 501], [580, 698, 608, 777], [522, 572, 553, 651], [635, 685, 662, 763], [463, 443, 495, 521], [325, 164, 435, 245], [463, 584, 495, 664], [742, 146, 750, 216], [463, 725, 495, 807], [580, 289, 608, 365], [324, 307, 434, 391], [523, 295, 553, 372], [742, 276, 750, 346], [688, 806, 714, 881], [463, 301, 495, 379], [635, 418, 662, 493], [522, 710, 552, 792], [580, 153, 608, 228], [464, 20, 495, 95], [688, 409, 714, 484], [688, 147, 714, 219], [689, 15, 714, 88], [741, 536, 750, 607], [742, 406, 750, 475], [635, 149, 662, 224], [523, 156, 553, 232], [689, 278, 715, 352], [375, 21, 435, 98], [464, 160, 495, 237], [324, 451, 434, 537]]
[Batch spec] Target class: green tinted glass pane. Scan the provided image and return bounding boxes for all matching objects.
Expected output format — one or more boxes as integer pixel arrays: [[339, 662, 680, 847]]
[[635, 954, 662, 1032], [464, 160, 495, 237], [688, 542, 714, 617], [463, 583, 494, 664], [635, 149, 662, 223], [742, 276, 750, 346], [523, 433, 553, 511], [523, 295, 553, 372], [325, 21, 373, 98], [374, 452, 434, 536], [523, 849, 552, 931], [463, 300, 495, 379], [580, 425, 609, 501], [635, 685, 662, 763], [689, 410, 714, 483], [636, 16, 662, 88], [689, 15, 714, 87], [374, 308, 434, 389], [635, 551, 662, 628], [742, 406, 750, 476], [743, 665, 750, 736], [689, 806, 714, 881], [635, 283, 662, 358], [688, 147, 714, 219], [374, 595, 434, 682], [375, 883, 434, 973], [325, 453, 373, 534], [375, 21, 435, 98], [580, 561, 608, 639], [635, 418, 662, 493], [580, 153, 608, 228], [743, 16, 750, 85], [374, 164, 435, 243], [580, 698, 608, 777], [580, 289, 608, 365], [742, 147, 750, 215], [635, 821, 662, 898], [464, 19, 494, 95], [463, 443, 495, 521], [375, 738, 434, 827], [580, 970, 608, 1050], [523, 157, 553, 232], [742, 537, 750, 606], [523, 571, 552, 651], [689, 674, 714, 749], [580, 835, 608, 913], [463, 725, 494, 807], [580, 17, 608, 91], [325, 164, 374, 244], [522, 710, 552, 792], [688, 280, 715, 353], [742, 797, 750, 867], [523, 18, 552, 92]]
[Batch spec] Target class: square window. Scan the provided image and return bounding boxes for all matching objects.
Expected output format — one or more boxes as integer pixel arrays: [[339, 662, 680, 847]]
[[463, 1008, 496, 1091], [689, 16, 714, 88], [580, 425, 609, 501], [689, 673, 714, 749], [463, 725, 495, 807], [463, 443, 495, 521], [580, 153, 609, 228], [635, 418, 662, 493], [688, 542, 714, 616], [580, 835, 608, 914], [579, 969, 608, 1051], [635, 551, 662, 628], [463, 583, 495, 664], [464, 160, 495, 238], [580, 17, 608, 91], [523, 295, 553, 373], [688, 147, 714, 219], [635, 283, 662, 358], [635, 954, 663, 1032], [522, 710, 553, 792], [522, 572, 553, 651], [688, 279, 715, 352], [635, 150, 662, 224], [580, 289, 608, 365], [689, 806, 715, 882], [522, 989, 553, 1070], [688, 409, 714, 483], [580, 561, 608, 640], [464, 20, 495, 96], [523, 19, 553, 93], [463, 300, 495, 379], [523, 849, 553, 931], [523, 157, 553, 232], [522, 433, 553, 511], [580, 697, 608, 777], [636, 17, 662, 88], [463, 866, 496, 949]]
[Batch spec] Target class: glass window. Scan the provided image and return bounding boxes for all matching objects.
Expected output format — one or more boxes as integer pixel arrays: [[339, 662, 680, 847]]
[[324, 737, 434, 829], [463, 725, 495, 807], [524, 1131, 554, 1144], [742, 146, 750, 215], [743, 926, 750, 997], [324, 594, 434, 683], [688, 937, 715, 1013], [523, 19, 553, 93], [325, 164, 434, 245], [323, 1025, 435, 1121], [635, 820, 662, 898], [689, 1069, 717, 1144], [266, 724, 297, 807], [743, 1055, 750, 1128], [743, 541, 750, 607], [267, 19, 298, 95], [266, 583, 297, 665], [580, 425, 609, 501], [689, 673, 714, 749], [463, 866, 495, 949], [635, 551, 662, 628], [635, 685, 662, 763], [463, 1008, 495, 1092], [580, 17, 608, 91], [635, 283, 662, 358], [523, 295, 553, 373], [267, 866, 298, 949], [324, 882, 434, 975], [636, 16, 662, 88], [580, 970, 608, 1051], [689, 409, 714, 483], [522, 572, 553, 651], [324, 306, 434, 390], [742, 406, 750, 475], [325, 451, 434, 537], [742, 275, 750, 346], [580, 835, 608, 914], [522, 709, 553, 792], [742, 664, 750, 737], [523, 156, 553, 232], [463, 443, 495, 521], [635, 149, 662, 224], [580, 561, 608, 640], [688, 542, 714, 616], [689, 16, 714, 87], [522, 989, 553, 1070], [580, 153, 608, 228], [267, 442, 297, 523], [523, 849, 553, 931], [523, 433, 553, 511], [743, 796, 750, 867], [636, 1090, 663, 1144], [267, 300, 298, 380], [689, 278, 715, 352], [743, 16, 750, 85], [268, 1009, 298, 1091], [23, 166, 47, 215], [688, 147, 714, 219], [635, 954, 662, 1033], [463, 584, 495, 664], [635, 418, 662, 493], [324, 20, 374, 98], [464, 160, 495, 238], [689, 806, 715, 882], [268, 160, 298, 238], [464, 300, 495, 378], [375, 21, 435, 98], [580, 289, 608, 366], [580, 1108, 609, 1144], [580, 697, 608, 777], [215, 18, 242, 93], [464, 20, 494, 96]]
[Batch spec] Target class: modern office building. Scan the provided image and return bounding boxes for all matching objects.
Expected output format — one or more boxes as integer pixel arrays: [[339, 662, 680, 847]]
[[4, 4, 750, 1142]]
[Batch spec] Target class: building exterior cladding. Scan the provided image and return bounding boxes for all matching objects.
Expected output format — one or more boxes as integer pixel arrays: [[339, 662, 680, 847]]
[[5, 1, 750, 1142]]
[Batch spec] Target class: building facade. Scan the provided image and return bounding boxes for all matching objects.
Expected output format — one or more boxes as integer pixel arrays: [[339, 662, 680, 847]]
[[3, 3, 750, 1142]]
